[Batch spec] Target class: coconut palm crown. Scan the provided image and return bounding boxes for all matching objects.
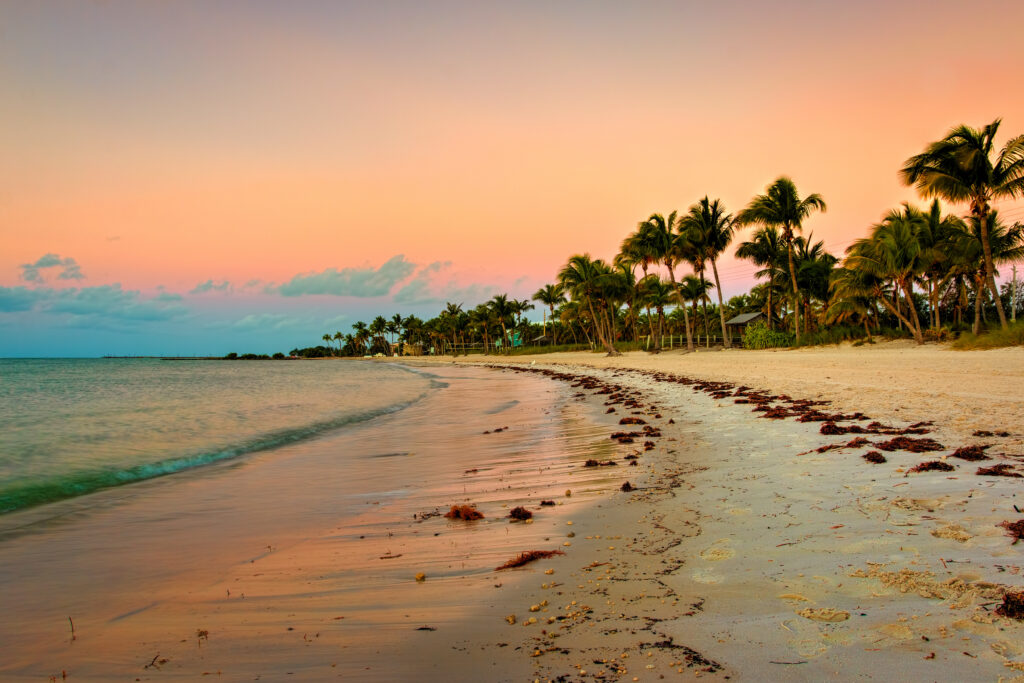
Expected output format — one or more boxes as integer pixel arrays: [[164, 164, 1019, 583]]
[[736, 177, 826, 343], [900, 118, 1024, 329]]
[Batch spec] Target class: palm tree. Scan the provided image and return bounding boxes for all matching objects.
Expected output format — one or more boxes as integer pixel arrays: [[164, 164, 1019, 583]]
[[321, 333, 334, 356], [954, 210, 1024, 333], [352, 321, 370, 355], [488, 294, 516, 352], [735, 226, 785, 328], [916, 200, 965, 330], [533, 283, 565, 343], [844, 207, 928, 343], [682, 196, 736, 347], [558, 254, 620, 356], [677, 275, 712, 341], [332, 331, 344, 355], [900, 118, 1024, 330], [638, 275, 674, 350], [794, 236, 838, 334], [640, 212, 694, 351], [369, 316, 388, 354], [736, 177, 827, 343]]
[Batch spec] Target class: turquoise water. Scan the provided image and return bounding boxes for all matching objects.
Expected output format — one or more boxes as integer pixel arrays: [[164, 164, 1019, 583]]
[[0, 359, 434, 513]]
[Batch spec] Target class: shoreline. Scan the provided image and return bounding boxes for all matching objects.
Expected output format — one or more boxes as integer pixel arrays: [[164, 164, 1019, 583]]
[[2, 345, 1022, 680]]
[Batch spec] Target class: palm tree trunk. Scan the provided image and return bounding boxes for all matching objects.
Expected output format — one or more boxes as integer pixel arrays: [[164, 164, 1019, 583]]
[[710, 258, 731, 348], [900, 280, 924, 344], [586, 298, 619, 356], [972, 279, 983, 335], [666, 263, 694, 351], [786, 236, 801, 343], [979, 210, 1009, 329], [767, 270, 774, 329]]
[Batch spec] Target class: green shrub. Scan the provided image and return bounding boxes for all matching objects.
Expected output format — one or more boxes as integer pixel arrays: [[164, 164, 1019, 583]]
[[742, 321, 794, 349], [793, 325, 868, 348], [952, 321, 1024, 350]]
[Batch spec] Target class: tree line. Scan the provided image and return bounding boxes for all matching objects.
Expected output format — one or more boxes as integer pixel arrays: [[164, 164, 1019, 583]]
[[306, 119, 1023, 357]]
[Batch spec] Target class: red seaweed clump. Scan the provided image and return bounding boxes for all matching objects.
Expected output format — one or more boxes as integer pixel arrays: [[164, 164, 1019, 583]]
[[999, 519, 1024, 542], [444, 504, 485, 521], [995, 591, 1024, 619], [977, 464, 1023, 478], [620, 481, 635, 492], [874, 436, 945, 453], [539, 500, 556, 506], [949, 445, 992, 461], [509, 506, 533, 521], [907, 460, 955, 474], [495, 549, 564, 571], [862, 451, 887, 464], [619, 417, 646, 425]]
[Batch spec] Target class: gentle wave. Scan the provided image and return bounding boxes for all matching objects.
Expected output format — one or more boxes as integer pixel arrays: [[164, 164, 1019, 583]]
[[0, 392, 428, 514]]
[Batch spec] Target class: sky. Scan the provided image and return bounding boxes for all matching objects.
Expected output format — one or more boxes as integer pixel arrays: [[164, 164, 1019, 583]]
[[2, 0, 1023, 356]]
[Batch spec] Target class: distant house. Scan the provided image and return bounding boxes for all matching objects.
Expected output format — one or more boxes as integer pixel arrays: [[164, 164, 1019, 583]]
[[724, 312, 765, 343]]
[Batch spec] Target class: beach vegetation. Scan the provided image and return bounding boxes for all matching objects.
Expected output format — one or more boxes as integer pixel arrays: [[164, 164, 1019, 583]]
[[740, 321, 793, 349], [293, 118, 1022, 356]]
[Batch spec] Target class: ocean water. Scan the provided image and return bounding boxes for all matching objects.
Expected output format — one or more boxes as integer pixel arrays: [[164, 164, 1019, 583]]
[[0, 358, 434, 514], [0, 360, 631, 678]]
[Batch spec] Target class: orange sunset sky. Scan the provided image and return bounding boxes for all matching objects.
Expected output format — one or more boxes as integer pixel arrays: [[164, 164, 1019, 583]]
[[2, 1, 1023, 355]]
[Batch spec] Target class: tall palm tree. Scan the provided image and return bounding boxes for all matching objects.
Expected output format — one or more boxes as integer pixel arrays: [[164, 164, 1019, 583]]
[[682, 196, 736, 347], [321, 333, 334, 356], [641, 212, 694, 351], [558, 254, 620, 356], [488, 294, 516, 352], [638, 275, 674, 350], [533, 283, 566, 343], [736, 177, 827, 343], [793, 235, 838, 334], [900, 118, 1024, 329], [915, 200, 965, 330], [844, 207, 928, 343], [369, 316, 388, 353], [677, 275, 712, 341], [735, 226, 785, 328], [332, 331, 344, 355], [954, 210, 1024, 333]]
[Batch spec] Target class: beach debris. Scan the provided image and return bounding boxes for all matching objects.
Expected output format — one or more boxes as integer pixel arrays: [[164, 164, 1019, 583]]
[[196, 629, 209, 646], [797, 607, 850, 622], [619, 417, 646, 425], [144, 653, 169, 670], [974, 430, 1011, 437], [606, 407, 616, 413], [415, 572, 426, 582], [815, 437, 870, 453], [950, 445, 992, 461], [908, 460, 955, 474], [977, 464, 1023, 478], [496, 550, 564, 571], [539, 500, 556, 506], [505, 614, 516, 624], [995, 591, 1024, 619], [862, 451, 887, 463], [999, 520, 1024, 543], [68, 616, 76, 642], [584, 459, 600, 467], [778, 593, 811, 602], [379, 552, 403, 559], [415, 625, 437, 631], [444, 504, 484, 521], [875, 437, 945, 453], [565, 489, 572, 497], [621, 481, 635, 492], [509, 506, 533, 521]]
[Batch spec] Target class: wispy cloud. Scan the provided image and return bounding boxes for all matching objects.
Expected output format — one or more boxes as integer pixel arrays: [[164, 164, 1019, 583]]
[[272, 255, 416, 297], [20, 254, 85, 283], [392, 261, 500, 306], [0, 283, 187, 325], [190, 279, 232, 294]]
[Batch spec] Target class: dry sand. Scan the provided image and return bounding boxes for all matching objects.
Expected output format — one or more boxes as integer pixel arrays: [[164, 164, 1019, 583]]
[[398, 342, 1024, 680]]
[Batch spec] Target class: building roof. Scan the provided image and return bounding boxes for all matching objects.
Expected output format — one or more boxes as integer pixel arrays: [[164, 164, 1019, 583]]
[[724, 312, 764, 326]]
